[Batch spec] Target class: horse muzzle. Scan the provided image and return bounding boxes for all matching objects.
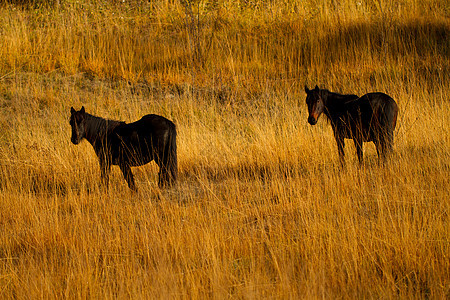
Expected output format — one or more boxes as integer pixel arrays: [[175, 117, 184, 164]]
[[71, 137, 81, 145], [308, 116, 317, 125]]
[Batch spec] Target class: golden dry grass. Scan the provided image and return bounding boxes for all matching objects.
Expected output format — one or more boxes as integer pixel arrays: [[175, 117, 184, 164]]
[[0, 0, 449, 298]]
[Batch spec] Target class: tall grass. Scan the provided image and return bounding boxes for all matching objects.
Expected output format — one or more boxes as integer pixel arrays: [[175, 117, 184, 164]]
[[0, 0, 448, 298]]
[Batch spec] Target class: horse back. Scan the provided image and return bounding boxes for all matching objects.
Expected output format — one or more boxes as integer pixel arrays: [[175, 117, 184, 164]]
[[137, 114, 176, 133]]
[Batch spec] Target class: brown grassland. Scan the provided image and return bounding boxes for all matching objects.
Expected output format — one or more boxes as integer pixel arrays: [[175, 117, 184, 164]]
[[0, 0, 449, 298]]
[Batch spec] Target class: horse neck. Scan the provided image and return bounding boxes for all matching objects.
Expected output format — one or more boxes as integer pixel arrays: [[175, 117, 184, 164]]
[[323, 92, 358, 121], [84, 113, 122, 146]]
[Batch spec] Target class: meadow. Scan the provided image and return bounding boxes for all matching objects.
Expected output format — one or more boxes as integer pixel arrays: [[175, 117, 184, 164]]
[[0, 0, 448, 298]]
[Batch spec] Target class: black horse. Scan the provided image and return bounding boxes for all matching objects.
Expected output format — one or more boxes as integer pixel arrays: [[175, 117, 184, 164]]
[[70, 107, 177, 190], [305, 85, 398, 165]]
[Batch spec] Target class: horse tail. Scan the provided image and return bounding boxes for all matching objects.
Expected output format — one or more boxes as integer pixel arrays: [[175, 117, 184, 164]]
[[160, 121, 177, 186], [382, 96, 398, 133], [379, 95, 399, 153]]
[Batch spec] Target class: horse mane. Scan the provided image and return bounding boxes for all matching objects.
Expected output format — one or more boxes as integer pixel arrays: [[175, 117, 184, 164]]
[[84, 113, 125, 144], [322, 89, 359, 123], [324, 90, 359, 104]]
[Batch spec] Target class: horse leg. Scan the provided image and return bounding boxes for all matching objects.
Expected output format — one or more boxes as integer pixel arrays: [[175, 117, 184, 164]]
[[335, 134, 346, 167], [99, 159, 111, 188], [156, 157, 170, 188], [375, 130, 391, 164], [154, 146, 171, 188], [373, 139, 384, 165], [158, 167, 166, 188], [378, 137, 388, 163], [119, 163, 137, 191], [375, 142, 380, 159], [158, 165, 176, 188], [353, 138, 364, 166]]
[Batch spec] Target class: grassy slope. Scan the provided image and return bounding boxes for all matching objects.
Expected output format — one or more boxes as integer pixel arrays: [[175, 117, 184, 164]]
[[0, 0, 448, 298]]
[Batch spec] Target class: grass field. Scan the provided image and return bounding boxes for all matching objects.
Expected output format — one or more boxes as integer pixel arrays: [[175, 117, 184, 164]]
[[0, 0, 449, 298]]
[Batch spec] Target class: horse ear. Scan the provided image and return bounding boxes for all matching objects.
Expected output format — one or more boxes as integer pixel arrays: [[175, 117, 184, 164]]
[[314, 85, 319, 90], [305, 85, 309, 93], [71, 107, 76, 114], [80, 106, 85, 114]]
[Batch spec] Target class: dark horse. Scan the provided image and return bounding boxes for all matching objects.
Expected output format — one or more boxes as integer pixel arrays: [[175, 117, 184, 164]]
[[305, 85, 398, 165], [70, 107, 177, 190]]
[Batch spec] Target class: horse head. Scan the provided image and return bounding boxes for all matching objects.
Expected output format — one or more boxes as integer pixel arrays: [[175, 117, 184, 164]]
[[69, 106, 86, 144], [305, 85, 326, 125]]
